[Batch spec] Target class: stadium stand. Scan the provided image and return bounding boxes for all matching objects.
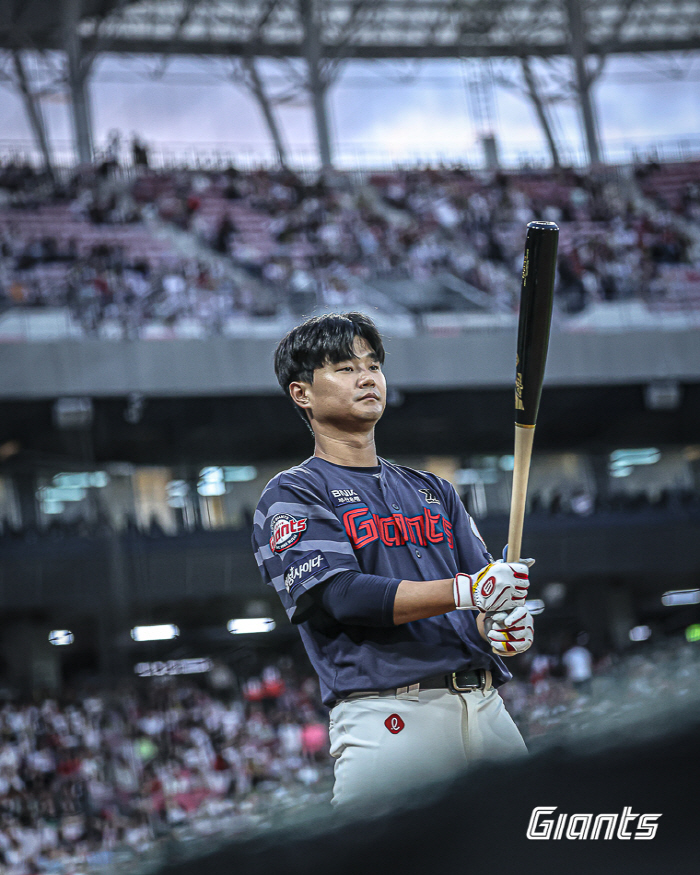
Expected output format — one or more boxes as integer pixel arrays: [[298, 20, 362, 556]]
[[0, 665, 333, 874], [1, 159, 699, 340]]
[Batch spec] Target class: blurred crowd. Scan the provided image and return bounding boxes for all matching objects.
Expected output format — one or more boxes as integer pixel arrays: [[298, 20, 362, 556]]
[[526, 484, 700, 517], [0, 664, 332, 875], [0, 634, 697, 874], [0, 161, 250, 339], [502, 634, 700, 751], [1, 153, 699, 338]]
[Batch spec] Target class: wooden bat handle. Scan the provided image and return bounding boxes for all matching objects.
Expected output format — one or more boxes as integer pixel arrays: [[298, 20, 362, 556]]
[[506, 424, 536, 563]]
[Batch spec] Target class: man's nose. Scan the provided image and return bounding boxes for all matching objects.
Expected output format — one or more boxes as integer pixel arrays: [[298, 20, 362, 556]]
[[357, 368, 376, 385]]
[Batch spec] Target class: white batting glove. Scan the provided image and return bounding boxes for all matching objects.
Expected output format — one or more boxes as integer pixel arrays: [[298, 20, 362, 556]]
[[453, 562, 530, 613], [485, 607, 534, 656]]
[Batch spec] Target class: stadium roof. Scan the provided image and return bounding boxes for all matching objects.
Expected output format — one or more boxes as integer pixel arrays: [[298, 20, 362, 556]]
[[2, 0, 700, 60]]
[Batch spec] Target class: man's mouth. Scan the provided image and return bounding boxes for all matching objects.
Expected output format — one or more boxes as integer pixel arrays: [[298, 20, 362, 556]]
[[357, 392, 380, 401]]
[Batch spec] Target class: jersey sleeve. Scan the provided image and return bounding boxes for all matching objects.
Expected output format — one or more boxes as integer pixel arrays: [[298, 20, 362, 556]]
[[252, 472, 362, 621], [438, 478, 493, 572]]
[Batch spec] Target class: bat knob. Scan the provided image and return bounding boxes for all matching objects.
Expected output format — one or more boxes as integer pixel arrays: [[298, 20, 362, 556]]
[[526, 220, 559, 232]]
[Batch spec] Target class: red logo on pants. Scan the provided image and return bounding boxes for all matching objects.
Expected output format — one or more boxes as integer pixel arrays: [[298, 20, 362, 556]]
[[385, 714, 405, 734]]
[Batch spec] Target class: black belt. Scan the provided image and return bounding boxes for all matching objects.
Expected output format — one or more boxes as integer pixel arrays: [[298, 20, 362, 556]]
[[417, 669, 489, 692], [335, 668, 491, 707]]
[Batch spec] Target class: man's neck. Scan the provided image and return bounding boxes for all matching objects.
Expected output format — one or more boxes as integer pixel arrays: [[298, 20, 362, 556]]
[[313, 429, 379, 468]]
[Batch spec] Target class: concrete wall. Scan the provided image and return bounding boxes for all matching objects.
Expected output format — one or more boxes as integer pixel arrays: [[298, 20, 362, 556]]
[[2, 328, 699, 399]]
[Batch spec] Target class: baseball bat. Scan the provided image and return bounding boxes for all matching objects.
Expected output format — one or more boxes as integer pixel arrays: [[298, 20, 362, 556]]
[[506, 221, 559, 564]]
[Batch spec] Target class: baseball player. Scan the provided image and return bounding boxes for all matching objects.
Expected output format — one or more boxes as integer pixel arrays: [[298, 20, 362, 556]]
[[252, 312, 535, 808]]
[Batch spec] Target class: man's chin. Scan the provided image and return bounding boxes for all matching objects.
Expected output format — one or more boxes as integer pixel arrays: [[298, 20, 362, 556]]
[[356, 398, 385, 413], [337, 407, 384, 428], [355, 404, 385, 422]]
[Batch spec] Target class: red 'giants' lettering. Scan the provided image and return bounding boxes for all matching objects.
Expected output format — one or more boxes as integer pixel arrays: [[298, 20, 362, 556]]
[[342, 507, 379, 549], [343, 506, 454, 551]]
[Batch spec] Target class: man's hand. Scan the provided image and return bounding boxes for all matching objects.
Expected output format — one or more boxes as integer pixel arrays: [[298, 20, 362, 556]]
[[484, 607, 534, 656], [501, 545, 535, 568], [453, 562, 530, 613]]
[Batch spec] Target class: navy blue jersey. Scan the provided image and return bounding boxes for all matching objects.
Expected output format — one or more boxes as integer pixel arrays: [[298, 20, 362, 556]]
[[252, 456, 511, 705]]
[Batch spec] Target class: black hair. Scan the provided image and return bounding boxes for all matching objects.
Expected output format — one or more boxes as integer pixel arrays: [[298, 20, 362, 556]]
[[274, 312, 385, 422]]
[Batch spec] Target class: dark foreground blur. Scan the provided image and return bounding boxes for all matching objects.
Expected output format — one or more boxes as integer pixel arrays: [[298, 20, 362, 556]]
[[0, 639, 698, 874], [158, 710, 700, 875]]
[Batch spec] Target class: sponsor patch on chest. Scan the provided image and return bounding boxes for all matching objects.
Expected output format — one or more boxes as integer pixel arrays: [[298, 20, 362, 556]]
[[269, 513, 307, 552], [330, 488, 362, 506], [283, 550, 329, 594]]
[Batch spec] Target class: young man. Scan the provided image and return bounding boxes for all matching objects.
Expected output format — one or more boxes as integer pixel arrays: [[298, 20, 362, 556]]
[[252, 312, 534, 808]]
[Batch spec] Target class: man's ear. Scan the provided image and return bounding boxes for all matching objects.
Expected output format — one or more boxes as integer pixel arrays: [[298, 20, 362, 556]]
[[289, 381, 312, 412]]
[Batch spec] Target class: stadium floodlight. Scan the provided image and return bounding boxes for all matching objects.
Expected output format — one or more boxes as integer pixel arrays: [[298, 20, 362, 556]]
[[525, 599, 545, 615], [37, 486, 86, 503], [609, 448, 660, 478], [48, 630, 74, 646], [227, 618, 276, 635], [166, 479, 189, 507], [197, 466, 226, 496], [610, 466, 633, 478], [223, 466, 257, 482], [629, 625, 652, 642], [53, 472, 109, 489], [685, 625, 700, 644], [661, 589, 700, 607], [131, 624, 180, 641], [609, 448, 660, 466]]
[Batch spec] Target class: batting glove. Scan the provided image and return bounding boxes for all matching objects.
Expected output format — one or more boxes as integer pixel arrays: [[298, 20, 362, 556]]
[[501, 544, 536, 568], [453, 561, 530, 613], [485, 607, 534, 656]]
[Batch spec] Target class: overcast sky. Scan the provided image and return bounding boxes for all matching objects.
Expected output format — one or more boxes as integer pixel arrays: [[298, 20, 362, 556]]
[[1, 52, 698, 168]]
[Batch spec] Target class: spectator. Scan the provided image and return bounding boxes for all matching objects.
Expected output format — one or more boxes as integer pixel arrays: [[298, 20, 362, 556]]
[[131, 136, 149, 169], [562, 632, 594, 694]]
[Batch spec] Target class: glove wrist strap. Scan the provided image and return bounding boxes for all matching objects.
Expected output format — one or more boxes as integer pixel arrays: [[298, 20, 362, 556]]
[[453, 573, 477, 611]]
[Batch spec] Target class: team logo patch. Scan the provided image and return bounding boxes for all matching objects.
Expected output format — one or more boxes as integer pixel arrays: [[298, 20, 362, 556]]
[[269, 513, 307, 553], [385, 714, 405, 735], [418, 487, 440, 504], [330, 488, 362, 507], [469, 515, 487, 548], [481, 576, 496, 598], [284, 551, 329, 595]]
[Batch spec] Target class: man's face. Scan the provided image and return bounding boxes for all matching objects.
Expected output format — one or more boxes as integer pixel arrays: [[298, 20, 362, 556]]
[[291, 337, 386, 431]]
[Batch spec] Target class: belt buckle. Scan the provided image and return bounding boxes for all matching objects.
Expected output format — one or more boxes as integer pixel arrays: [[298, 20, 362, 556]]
[[450, 670, 482, 693]]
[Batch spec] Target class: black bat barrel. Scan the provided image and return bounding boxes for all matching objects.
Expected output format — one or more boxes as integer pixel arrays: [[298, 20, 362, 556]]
[[514, 221, 559, 427]]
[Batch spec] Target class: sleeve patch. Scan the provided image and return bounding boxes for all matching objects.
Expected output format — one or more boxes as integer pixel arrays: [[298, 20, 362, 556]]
[[283, 551, 330, 595], [270, 513, 308, 552]]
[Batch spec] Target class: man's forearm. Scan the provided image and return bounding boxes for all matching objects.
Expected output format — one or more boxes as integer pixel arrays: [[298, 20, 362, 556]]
[[393, 579, 490, 642], [392, 578, 455, 624]]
